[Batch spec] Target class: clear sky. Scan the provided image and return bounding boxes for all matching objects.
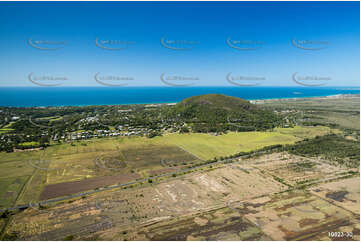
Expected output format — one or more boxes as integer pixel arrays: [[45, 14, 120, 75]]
[[0, 1, 359, 87]]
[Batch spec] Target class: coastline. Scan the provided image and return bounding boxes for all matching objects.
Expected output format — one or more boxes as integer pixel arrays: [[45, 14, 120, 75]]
[[0, 92, 359, 108], [150, 93, 361, 106], [249, 93, 360, 104]]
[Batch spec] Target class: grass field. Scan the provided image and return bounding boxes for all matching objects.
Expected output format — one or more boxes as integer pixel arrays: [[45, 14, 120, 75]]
[[43, 126, 334, 185], [274, 126, 339, 139], [18, 141, 40, 147], [0, 153, 39, 208], [0, 176, 29, 208], [1, 96, 358, 240], [3, 152, 358, 241], [0, 125, 341, 207], [260, 96, 360, 131], [155, 126, 335, 160]]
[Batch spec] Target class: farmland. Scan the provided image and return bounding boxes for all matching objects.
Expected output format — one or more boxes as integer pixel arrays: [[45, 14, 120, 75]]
[[0, 125, 334, 207], [1, 152, 358, 241], [0, 95, 359, 241]]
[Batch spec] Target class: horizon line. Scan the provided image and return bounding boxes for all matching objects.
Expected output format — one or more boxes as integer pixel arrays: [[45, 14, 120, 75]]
[[0, 85, 360, 88]]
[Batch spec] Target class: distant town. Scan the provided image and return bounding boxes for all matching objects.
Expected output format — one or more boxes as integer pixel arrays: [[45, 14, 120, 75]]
[[0, 97, 302, 152]]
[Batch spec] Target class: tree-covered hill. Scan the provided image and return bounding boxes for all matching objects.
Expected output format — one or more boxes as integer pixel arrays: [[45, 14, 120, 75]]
[[171, 94, 282, 132]]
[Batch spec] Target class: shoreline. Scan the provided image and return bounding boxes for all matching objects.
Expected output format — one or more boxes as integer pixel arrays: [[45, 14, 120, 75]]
[[249, 93, 360, 104], [0, 93, 359, 108]]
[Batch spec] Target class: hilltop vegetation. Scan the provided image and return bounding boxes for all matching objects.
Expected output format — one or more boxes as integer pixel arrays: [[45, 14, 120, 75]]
[[177, 94, 255, 112], [0, 94, 288, 152], [0, 95, 359, 241], [172, 94, 282, 132]]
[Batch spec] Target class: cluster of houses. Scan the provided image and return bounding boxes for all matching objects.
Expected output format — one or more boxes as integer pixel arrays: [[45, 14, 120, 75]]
[[52, 125, 171, 142], [0, 110, 184, 151]]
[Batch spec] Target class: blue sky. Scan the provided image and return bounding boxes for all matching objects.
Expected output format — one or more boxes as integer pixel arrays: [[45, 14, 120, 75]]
[[0, 1, 359, 87]]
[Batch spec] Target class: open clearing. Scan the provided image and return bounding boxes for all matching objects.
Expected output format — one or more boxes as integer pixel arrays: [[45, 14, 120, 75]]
[[39, 173, 141, 200], [310, 177, 360, 214], [0, 176, 28, 208], [260, 95, 360, 131], [3, 151, 359, 241], [0, 89, 359, 241], [243, 190, 359, 241], [3, 159, 287, 240], [156, 126, 335, 160], [245, 153, 355, 186], [117, 206, 271, 241], [0, 125, 334, 207]]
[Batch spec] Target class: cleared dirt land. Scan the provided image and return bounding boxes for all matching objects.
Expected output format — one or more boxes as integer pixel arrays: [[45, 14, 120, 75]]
[[1, 95, 358, 240], [39, 173, 140, 200], [310, 177, 360, 214], [3, 152, 359, 241], [0, 125, 335, 209]]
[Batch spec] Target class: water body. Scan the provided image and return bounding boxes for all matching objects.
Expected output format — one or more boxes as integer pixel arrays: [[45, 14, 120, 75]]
[[0, 86, 359, 107]]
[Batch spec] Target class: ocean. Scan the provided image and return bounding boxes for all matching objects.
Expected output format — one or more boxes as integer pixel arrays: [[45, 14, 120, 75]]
[[0, 86, 359, 107]]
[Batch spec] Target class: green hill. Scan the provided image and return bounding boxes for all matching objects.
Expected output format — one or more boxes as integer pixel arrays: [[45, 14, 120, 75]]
[[177, 94, 255, 112], [172, 94, 281, 132]]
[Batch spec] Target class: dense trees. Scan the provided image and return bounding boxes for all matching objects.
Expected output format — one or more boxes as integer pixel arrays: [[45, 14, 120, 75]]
[[171, 94, 282, 133], [0, 95, 291, 152], [285, 134, 360, 168]]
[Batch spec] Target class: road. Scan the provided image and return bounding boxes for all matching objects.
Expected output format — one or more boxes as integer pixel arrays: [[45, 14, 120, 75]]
[[0, 147, 281, 213], [0, 154, 247, 213]]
